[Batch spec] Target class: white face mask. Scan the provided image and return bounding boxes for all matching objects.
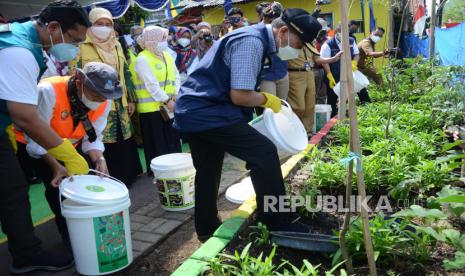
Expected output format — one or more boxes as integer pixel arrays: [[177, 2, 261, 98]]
[[277, 31, 300, 61], [177, 38, 191, 48], [91, 26, 112, 40], [156, 41, 168, 52], [80, 85, 102, 110], [371, 35, 381, 43]]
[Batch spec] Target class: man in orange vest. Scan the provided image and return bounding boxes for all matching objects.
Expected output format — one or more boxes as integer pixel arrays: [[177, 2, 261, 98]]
[[16, 62, 122, 245]]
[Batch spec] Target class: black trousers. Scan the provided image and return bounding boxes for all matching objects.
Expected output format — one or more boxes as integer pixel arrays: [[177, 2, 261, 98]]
[[0, 134, 42, 260], [104, 118, 142, 187], [187, 122, 286, 236], [16, 142, 40, 182], [326, 81, 372, 117], [139, 111, 181, 174]]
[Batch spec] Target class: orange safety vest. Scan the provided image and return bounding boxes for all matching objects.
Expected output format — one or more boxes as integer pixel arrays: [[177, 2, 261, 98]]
[[15, 76, 108, 146]]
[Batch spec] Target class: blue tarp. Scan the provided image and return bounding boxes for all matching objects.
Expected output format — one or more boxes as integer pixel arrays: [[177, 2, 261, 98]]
[[91, 0, 169, 18], [401, 21, 465, 66]]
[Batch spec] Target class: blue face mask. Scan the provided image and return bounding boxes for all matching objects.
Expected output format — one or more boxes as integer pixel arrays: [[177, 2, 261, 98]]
[[48, 26, 79, 62]]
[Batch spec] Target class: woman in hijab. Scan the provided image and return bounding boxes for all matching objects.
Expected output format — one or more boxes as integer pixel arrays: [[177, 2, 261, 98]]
[[132, 26, 182, 174], [173, 27, 196, 83], [69, 7, 142, 187]]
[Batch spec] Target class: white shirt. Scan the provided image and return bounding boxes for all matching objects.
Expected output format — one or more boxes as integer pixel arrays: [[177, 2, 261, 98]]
[[26, 81, 111, 158], [134, 52, 181, 103], [0, 47, 39, 105], [187, 56, 200, 76], [320, 38, 360, 59]]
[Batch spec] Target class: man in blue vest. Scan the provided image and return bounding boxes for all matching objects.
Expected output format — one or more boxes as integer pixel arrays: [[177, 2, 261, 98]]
[[321, 23, 369, 117], [0, 1, 91, 273], [174, 8, 322, 242]]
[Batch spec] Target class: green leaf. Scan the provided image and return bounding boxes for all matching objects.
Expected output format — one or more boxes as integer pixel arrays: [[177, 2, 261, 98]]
[[438, 195, 465, 203], [444, 251, 465, 270], [393, 205, 447, 219], [441, 140, 465, 152], [240, 243, 251, 260], [416, 226, 445, 241], [331, 249, 342, 267]]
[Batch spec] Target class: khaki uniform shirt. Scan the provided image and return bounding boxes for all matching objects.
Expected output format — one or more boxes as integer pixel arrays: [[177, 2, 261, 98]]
[[357, 38, 376, 69], [288, 47, 318, 70]]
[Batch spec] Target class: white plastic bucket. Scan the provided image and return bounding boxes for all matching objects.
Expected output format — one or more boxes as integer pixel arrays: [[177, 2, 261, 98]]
[[60, 174, 132, 275], [150, 153, 196, 211], [333, 70, 370, 97], [313, 104, 332, 133], [250, 101, 308, 158]]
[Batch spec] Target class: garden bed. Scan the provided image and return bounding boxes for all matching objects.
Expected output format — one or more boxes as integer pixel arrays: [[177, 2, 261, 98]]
[[202, 60, 465, 275]]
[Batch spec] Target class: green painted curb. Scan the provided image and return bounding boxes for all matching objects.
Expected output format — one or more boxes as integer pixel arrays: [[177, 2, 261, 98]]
[[190, 237, 230, 261], [171, 258, 209, 276], [213, 216, 246, 240]]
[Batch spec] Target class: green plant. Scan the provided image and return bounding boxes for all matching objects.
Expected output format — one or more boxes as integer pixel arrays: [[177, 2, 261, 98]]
[[332, 213, 428, 267], [248, 222, 270, 246], [207, 243, 348, 276]]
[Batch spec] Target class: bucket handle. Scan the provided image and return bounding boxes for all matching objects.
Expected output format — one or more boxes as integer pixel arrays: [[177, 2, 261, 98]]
[[58, 170, 126, 215], [281, 99, 292, 111]]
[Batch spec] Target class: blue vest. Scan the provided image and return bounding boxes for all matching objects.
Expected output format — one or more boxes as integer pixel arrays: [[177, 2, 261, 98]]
[[327, 37, 355, 83], [174, 25, 273, 133], [0, 21, 46, 135], [262, 54, 288, 81]]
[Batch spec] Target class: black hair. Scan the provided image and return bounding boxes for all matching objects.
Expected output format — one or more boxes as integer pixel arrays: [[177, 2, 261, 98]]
[[376, 27, 385, 33], [38, 0, 91, 32], [256, 2, 270, 13], [228, 8, 244, 17], [349, 20, 358, 26]]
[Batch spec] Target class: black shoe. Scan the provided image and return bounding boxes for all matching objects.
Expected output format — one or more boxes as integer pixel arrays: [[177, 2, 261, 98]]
[[10, 250, 74, 274], [197, 234, 212, 243], [259, 214, 311, 233], [27, 176, 42, 185], [196, 218, 222, 243]]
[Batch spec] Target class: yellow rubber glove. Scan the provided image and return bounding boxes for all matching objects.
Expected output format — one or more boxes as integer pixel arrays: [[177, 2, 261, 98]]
[[352, 60, 358, 71], [260, 92, 282, 113], [48, 139, 89, 176], [6, 124, 17, 153], [326, 73, 336, 89]]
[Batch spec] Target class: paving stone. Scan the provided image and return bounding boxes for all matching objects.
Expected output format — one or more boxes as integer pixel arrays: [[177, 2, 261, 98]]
[[162, 212, 191, 222], [130, 222, 144, 231], [133, 250, 143, 259], [132, 231, 163, 244], [146, 207, 166, 218], [139, 218, 167, 232], [179, 208, 195, 215], [130, 214, 152, 224], [134, 203, 158, 216], [154, 220, 182, 235], [131, 240, 152, 252]]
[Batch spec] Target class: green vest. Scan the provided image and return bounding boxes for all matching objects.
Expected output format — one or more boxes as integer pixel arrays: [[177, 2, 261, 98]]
[[131, 50, 176, 113]]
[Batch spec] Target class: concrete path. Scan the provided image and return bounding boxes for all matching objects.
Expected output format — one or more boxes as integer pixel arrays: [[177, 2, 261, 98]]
[[0, 155, 248, 276]]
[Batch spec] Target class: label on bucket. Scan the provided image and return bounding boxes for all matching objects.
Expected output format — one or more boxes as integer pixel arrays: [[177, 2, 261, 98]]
[[93, 211, 128, 273], [156, 175, 195, 209], [315, 113, 327, 132]]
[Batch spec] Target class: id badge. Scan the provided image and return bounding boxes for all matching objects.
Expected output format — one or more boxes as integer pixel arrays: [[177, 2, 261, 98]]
[[304, 62, 311, 72]]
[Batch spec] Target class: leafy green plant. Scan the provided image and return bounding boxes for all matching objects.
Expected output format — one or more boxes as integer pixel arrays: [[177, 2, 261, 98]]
[[248, 222, 270, 246], [332, 213, 430, 267], [207, 243, 348, 276]]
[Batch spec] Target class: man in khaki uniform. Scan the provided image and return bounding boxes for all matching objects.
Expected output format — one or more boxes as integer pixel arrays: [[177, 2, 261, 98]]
[[357, 27, 387, 85], [288, 45, 341, 134]]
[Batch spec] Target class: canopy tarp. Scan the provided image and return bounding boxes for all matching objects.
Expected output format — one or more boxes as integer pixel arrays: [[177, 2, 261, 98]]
[[0, 0, 111, 21], [0, 0, 170, 21]]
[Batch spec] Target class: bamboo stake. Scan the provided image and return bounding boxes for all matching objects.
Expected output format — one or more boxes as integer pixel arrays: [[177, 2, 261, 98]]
[[429, 0, 437, 59], [339, 0, 377, 275], [340, 158, 354, 273]]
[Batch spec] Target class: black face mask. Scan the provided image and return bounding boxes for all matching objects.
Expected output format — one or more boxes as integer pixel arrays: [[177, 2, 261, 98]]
[[229, 16, 241, 26]]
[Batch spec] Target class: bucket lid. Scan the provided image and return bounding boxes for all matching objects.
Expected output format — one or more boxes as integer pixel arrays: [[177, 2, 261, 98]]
[[225, 178, 255, 205], [263, 106, 308, 153], [59, 175, 129, 206], [150, 153, 193, 171]]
